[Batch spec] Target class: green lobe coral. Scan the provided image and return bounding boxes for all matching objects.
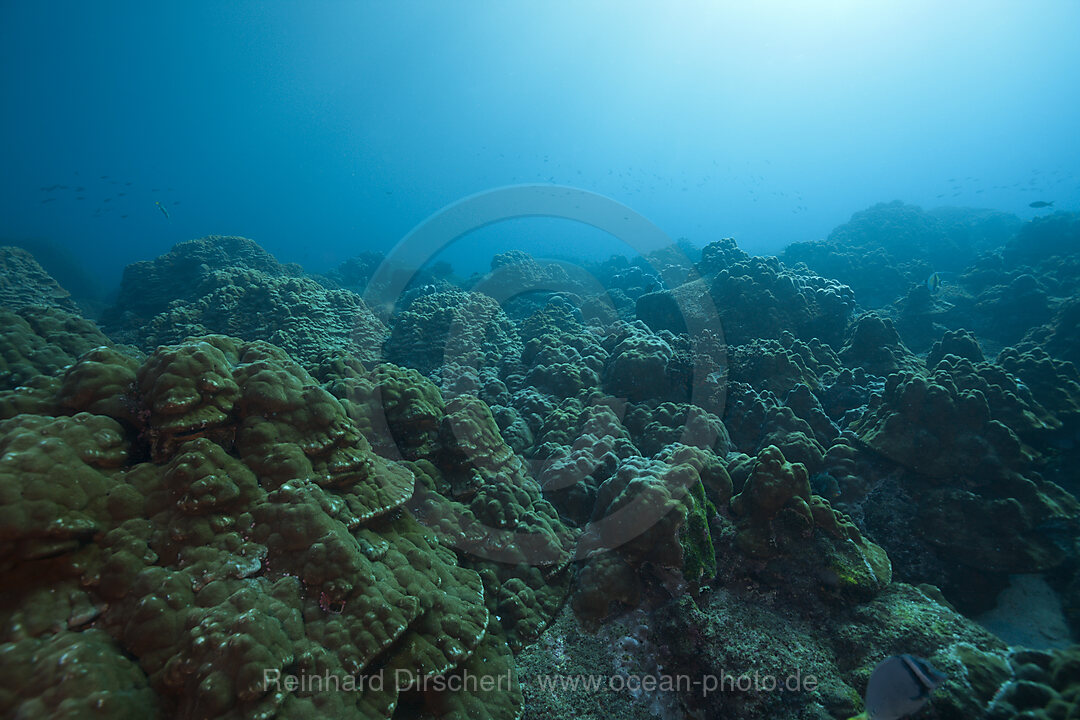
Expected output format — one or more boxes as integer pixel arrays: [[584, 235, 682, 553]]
[[0, 334, 526, 720], [725, 445, 892, 602]]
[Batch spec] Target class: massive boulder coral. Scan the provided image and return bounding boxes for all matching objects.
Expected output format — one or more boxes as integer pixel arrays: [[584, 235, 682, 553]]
[[476, 250, 584, 316], [571, 446, 724, 623], [721, 444, 892, 602], [514, 298, 605, 399], [598, 320, 726, 411], [997, 345, 1080, 429], [782, 239, 910, 309], [728, 331, 841, 396], [101, 236, 386, 366], [981, 645, 1080, 719], [852, 369, 1030, 480], [103, 235, 296, 327], [134, 269, 386, 367], [0, 306, 116, 390], [722, 382, 831, 475], [838, 312, 923, 377], [404, 395, 577, 651], [927, 327, 986, 368], [0, 334, 529, 720], [709, 255, 856, 346], [1023, 297, 1080, 367], [321, 357, 577, 652], [528, 397, 638, 524], [695, 236, 750, 276], [638, 240, 855, 347], [783, 201, 1019, 308], [0, 245, 81, 312], [971, 272, 1055, 345], [322, 359, 446, 462], [1002, 211, 1080, 266], [853, 353, 1069, 480], [623, 401, 730, 458], [996, 344, 1080, 492], [633, 278, 716, 336], [600, 321, 686, 402], [385, 289, 521, 379], [850, 359, 1080, 592]]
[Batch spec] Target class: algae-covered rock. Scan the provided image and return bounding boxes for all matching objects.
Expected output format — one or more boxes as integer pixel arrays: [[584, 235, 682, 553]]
[[653, 582, 1007, 720]]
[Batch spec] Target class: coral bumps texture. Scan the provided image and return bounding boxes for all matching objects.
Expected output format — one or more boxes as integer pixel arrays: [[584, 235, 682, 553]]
[[3, 217, 1080, 720], [0, 334, 527, 719]]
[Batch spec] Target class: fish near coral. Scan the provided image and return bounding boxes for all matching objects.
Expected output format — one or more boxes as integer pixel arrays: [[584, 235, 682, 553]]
[[848, 654, 946, 720]]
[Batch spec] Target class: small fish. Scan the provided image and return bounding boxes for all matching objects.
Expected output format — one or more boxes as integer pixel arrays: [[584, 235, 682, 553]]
[[155, 201, 170, 219], [854, 655, 946, 720], [926, 272, 942, 293], [1029, 200, 1054, 208]]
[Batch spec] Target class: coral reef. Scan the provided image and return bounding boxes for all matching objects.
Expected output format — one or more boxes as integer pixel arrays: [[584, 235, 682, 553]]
[[838, 312, 923, 376], [103, 235, 296, 328], [0, 246, 81, 312], [783, 201, 1019, 308], [6, 211, 1080, 720], [0, 335, 533, 720], [728, 331, 841, 396], [705, 254, 856, 346], [102, 236, 386, 366], [927, 328, 986, 368], [385, 289, 521, 379], [571, 448, 722, 623], [0, 306, 116, 390], [515, 298, 605, 399]]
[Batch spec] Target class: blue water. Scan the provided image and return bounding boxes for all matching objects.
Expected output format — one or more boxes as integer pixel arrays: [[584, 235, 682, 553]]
[[2, 0, 1079, 294]]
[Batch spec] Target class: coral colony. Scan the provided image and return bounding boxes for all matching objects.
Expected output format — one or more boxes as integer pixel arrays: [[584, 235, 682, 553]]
[[3, 207, 1080, 718]]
